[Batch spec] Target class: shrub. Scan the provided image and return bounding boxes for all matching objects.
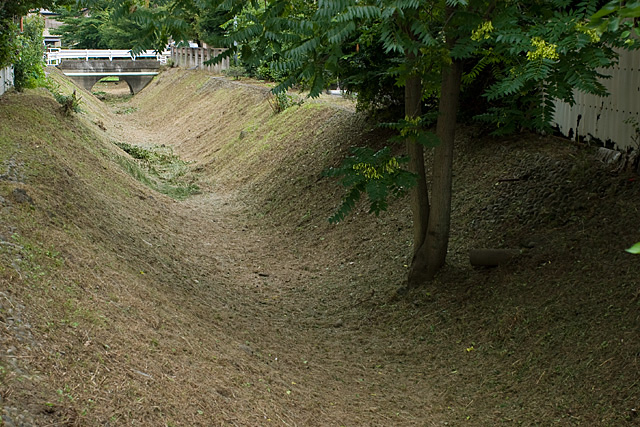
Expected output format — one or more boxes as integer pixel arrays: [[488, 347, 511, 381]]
[[13, 15, 46, 91], [0, 19, 19, 69], [252, 64, 286, 82], [223, 65, 247, 80], [46, 78, 82, 115], [267, 91, 302, 114]]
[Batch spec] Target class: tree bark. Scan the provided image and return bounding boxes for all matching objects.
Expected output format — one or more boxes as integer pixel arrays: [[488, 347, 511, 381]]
[[408, 55, 463, 287], [405, 72, 429, 255], [424, 57, 463, 276]]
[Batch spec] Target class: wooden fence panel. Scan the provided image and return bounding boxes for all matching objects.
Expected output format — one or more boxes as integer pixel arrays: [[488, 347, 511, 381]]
[[552, 49, 640, 151], [0, 66, 14, 96], [170, 46, 229, 74]]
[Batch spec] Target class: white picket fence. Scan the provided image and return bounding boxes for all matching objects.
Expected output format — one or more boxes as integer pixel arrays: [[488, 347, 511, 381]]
[[46, 49, 170, 66], [0, 65, 14, 96]]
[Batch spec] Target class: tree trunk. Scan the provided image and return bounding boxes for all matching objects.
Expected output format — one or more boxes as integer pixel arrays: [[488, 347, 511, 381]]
[[423, 58, 463, 276], [405, 72, 429, 255], [407, 56, 463, 287]]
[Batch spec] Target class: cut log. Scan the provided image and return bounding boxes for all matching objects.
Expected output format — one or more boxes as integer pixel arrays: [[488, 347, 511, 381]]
[[469, 249, 521, 267]]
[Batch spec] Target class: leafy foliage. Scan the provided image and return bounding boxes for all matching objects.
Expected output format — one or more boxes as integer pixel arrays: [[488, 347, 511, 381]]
[[267, 91, 302, 114], [589, 0, 640, 41], [383, 115, 439, 147], [45, 78, 83, 114], [222, 65, 247, 80], [53, 6, 106, 48], [626, 242, 640, 254], [56, 0, 177, 50], [335, 22, 405, 115], [0, 19, 19, 69], [54, 90, 82, 115], [324, 146, 415, 223], [75, 0, 191, 53], [14, 15, 47, 91], [114, 141, 200, 199], [464, 1, 629, 134], [0, 0, 69, 68]]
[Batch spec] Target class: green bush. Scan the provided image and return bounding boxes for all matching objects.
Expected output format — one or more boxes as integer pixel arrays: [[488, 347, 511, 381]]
[[253, 64, 286, 82], [267, 91, 302, 114], [0, 19, 19, 69], [13, 15, 46, 91], [55, 91, 82, 116], [222, 65, 247, 80]]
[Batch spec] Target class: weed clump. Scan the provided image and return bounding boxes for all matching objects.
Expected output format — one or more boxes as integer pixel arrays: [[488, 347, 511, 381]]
[[114, 142, 200, 199], [222, 65, 247, 80], [56, 90, 82, 116], [267, 91, 303, 114]]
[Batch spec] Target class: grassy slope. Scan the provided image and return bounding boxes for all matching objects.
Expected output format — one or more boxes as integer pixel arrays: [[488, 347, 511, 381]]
[[0, 74, 282, 425], [0, 68, 638, 426]]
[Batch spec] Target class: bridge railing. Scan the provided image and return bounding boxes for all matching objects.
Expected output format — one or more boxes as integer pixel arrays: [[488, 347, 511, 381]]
[[46, 49, 170, 66]]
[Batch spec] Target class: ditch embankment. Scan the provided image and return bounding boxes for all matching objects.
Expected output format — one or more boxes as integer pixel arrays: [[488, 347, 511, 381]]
[[0, 67, 639, 426]]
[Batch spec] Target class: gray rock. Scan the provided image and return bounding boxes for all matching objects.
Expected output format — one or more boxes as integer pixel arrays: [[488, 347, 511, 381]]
[[11, 189, 32, 205]]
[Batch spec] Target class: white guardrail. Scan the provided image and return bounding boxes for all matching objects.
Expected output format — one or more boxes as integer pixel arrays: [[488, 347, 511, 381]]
[[46, 49, 170, 66]]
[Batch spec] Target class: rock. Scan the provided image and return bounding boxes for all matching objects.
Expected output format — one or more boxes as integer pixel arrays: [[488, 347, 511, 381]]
[[11, 189, 33, 205], [238, 344, 253, 355]]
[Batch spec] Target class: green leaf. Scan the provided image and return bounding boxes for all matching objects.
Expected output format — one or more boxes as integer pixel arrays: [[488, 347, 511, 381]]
[[620, 2, 640, 18], [590, 1, 620, 20], [607, 16, 621, 32], [626, 242, 640, 254], [415, 131, 440, 147]]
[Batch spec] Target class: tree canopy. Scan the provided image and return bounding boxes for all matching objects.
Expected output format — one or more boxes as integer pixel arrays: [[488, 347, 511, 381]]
[[53, 0, 163, 49], [1, 0, 70, 68]]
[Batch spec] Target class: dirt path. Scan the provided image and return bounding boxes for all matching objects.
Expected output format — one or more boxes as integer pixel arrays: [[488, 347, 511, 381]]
[[90, 81, 453, 426], [91, 93, 386, 424]]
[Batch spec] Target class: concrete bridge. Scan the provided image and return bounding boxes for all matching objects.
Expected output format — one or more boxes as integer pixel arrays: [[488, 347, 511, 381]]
[[57, 59, 161, 94]]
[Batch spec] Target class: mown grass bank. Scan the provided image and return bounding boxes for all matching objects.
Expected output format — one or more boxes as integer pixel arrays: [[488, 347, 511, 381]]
[[0, 67, 639, 425]]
